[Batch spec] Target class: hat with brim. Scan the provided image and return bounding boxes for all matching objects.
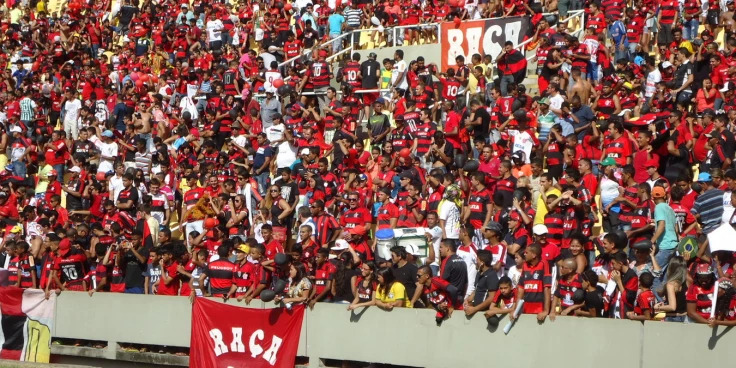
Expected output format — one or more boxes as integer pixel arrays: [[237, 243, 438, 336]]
[[331, 239, 350, 251], [601, 157, 617, 166]]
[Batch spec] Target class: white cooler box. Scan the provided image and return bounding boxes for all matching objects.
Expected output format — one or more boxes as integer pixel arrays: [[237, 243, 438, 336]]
[[394, 228, 429, 258]]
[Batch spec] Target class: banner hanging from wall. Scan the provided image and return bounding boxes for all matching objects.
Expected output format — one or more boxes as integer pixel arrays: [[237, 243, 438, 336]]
[[440, 16, 532, 69], [0, 288, 55, 362], [190, 298, 305, 368]]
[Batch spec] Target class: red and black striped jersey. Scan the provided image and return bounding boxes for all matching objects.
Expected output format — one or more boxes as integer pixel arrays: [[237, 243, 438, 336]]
[[341, 61, 361, 88], [467, 188, 492, 228], [309, 61, 331, 87], [520, 260, 551, 312], [555, 273, 583, 308]]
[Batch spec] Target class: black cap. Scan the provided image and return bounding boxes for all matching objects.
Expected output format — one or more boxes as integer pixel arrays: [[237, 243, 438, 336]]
[[272, 113, 282, 120]]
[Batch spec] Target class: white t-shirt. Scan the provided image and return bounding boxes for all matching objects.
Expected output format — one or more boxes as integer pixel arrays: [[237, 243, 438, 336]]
[[206, 20, 224, 42], [63, 99, 82, 125], [549, 93, 565, 111], [94, 139, 119, 174], [645, 69, 661, 98], [722, 191, 734, 225], [457, 244, 478, 297], [425, 225, 443, 267], [438, 201, 460, 239], [509, 129, 534, 164], [393, 59, 408, 90]]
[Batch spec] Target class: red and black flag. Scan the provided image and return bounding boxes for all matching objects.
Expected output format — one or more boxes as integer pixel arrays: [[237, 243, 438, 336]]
[[136, 218, 155, 249], [0, 288, 55, 362]]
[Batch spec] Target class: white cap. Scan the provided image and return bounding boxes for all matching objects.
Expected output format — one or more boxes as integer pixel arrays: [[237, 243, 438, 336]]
[[68, 166, 81, 173], [300, 148, 310, 155], [331, 239, 350, 251], [661, 61, 673, 68], [532, 224, 549, 236], [10, 126, 22, 133], [405, 244, 422, 257]]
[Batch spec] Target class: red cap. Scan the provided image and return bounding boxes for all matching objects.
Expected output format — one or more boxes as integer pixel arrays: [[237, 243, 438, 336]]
[[58, 239, 72, 255], [645, 159, 658, 168]]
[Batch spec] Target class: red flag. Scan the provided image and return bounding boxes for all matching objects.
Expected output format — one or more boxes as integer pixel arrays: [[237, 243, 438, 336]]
[[190, 298, 304, 368]]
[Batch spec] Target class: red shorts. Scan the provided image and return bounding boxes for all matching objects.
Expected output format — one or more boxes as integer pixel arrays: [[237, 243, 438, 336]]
[[361, 90, 379, 105], [522, 301, 544, 314]]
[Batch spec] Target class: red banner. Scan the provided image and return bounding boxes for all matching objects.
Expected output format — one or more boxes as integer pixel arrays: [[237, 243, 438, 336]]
[[440, 16, 531, 69], [190, 298, 305, 368]]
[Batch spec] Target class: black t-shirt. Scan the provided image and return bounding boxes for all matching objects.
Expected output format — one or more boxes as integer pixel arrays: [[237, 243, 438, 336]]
[[473, 268, 499, 306], [442, 254, 468, 301], [301, 28, 319, 48], [471, 108, 491, 140], [392, 262, 418, 301], [123, 246, 150, 289], [119, 5, 138, 25], [275, 179, 299, 207], [360, 60, 381, 88], [584, 286, 606, 317]]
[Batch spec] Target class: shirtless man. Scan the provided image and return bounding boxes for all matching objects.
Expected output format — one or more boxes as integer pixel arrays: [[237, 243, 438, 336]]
[[721, 1, 736, 34], [568, 68, 592, 104], [132, 99, 154, 150]]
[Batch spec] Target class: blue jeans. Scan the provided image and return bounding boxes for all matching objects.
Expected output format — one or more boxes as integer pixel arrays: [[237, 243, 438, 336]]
[[125, 287, 144, 294], [12, 161, 26, 178], [499, 75, 515, 96], [330, 33, 342, 53], [53, 163, 65, 182], [682, 19, 699, 40], [255, 171, 269, 197], [652, 247, 676, 302]]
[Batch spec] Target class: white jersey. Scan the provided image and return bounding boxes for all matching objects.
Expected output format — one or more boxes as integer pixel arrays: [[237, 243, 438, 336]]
[[456, 244, 478, 298]]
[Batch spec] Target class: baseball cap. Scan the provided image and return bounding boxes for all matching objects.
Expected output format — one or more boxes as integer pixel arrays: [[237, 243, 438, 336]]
[[58, 238, 72, 255], [47, 169, 58, 177], [601, 157, 617, 166], [532, 224, 549, 235], [300, 148, 310, 155], [9, 126, 22, 133], [234, 243, 250, 253], [368, 52, 377, 59], [661, 61, 673, 68], [484, 221, 503, 233], [645, 159, 658, 168], [538, 97, 550, 105], [719, 277, 733, 289], [695, 263, 714, 275], [102, 130, 114, 138], [68, 166, 81, 173], [651, 186, 666, 198], [10, 225, 22, 234], [698, 172, 712, 182], [331, 239, 350, 251], [404, 244, 422, 257]]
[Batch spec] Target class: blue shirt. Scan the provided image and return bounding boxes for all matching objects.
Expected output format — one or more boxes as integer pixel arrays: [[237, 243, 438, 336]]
[[328, 14, 345, 35], [654, 202, 678, 250]]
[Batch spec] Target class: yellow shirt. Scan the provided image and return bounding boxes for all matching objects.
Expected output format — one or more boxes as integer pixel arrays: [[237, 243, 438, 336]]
[[376, 282, 412, 308], [9, 8, 22, 24], [533, 187, 561, 225]]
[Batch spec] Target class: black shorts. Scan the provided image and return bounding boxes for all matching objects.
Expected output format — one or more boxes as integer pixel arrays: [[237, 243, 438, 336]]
[[707, 9, 720, 26]]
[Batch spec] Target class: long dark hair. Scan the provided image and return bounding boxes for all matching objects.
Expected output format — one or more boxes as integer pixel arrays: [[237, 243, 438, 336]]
[[291, 262, 307, 283], [333, 253, 354, 291], [376, 267, 396, 296]]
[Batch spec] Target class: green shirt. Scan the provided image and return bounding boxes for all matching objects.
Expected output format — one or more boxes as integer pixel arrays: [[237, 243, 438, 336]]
[[654, 202, 678, 250]]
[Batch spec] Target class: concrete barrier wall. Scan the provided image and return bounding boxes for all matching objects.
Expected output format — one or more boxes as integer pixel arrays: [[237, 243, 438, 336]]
[[52, 292, 736, 368]]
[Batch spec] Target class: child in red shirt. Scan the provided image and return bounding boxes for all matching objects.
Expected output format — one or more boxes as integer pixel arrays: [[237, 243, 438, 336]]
[[627, 272, 655, 320]]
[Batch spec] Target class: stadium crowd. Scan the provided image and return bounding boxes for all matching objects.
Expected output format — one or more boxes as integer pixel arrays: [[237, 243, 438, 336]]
[[1, 0, 736, 338]]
